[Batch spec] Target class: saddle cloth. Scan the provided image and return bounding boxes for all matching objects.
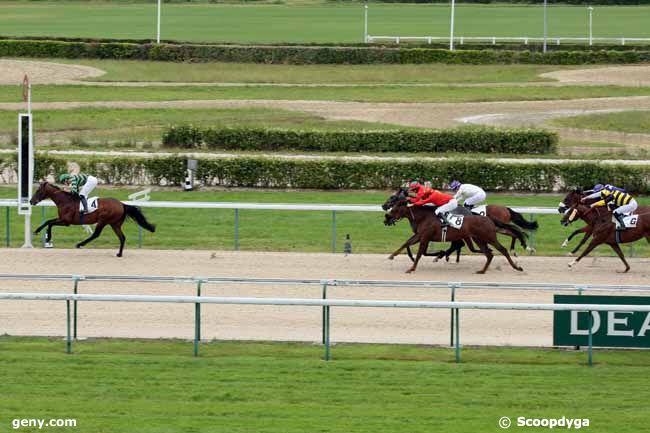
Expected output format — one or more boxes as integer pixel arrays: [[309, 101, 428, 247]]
[[612, 214, 638, 229], [79, 197, 99, 214], [471, 205, 487, 217]]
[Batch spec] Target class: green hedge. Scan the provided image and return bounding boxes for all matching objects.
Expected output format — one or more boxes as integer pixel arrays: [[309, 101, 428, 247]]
[[2, 39, 650, 64], [3, 152, 646, 192], [162, 126, 558, 154]]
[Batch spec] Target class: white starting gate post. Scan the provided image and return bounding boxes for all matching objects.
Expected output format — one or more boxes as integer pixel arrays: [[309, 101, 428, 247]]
[[18, 75, 33, 248]]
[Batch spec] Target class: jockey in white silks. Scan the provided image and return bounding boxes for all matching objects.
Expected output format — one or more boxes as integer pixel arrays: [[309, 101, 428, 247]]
[[449, 180, 486, 210]]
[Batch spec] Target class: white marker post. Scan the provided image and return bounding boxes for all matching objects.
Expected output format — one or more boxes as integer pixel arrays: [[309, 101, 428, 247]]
[[156, 0, 162, 43], [449, 0, 456, 51], [18, 74, 33, 248]]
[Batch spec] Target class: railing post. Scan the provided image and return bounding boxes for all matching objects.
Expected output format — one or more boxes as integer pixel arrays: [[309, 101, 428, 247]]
[[449, 283, 457, 347], [66, 300, 72, 354], [321, 280, 328, 344], [454, 307, 460, 363], [331, 210, 337, 253], [324, 305, 331, 361], [194, 279, 203, 357], [72, 276, 80, 339], [40, 206, 46, 246], [5, 206, 9, 247], [234, 208, 240, 251], [138, 226, 143, 248], [529, 214, 537, 254], [575, 286, 583, 350], [587, 311, 588, 367]]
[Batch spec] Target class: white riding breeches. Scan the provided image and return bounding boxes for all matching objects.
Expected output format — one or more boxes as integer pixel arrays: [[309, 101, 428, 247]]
[[614, 199, 637, 215], [464, 191, 486, 207], [79, 176, 98, 198], [436, 199, 458, 215]]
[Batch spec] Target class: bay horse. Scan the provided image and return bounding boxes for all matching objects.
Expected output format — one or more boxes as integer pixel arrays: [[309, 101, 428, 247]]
[[561, 202, 650, 273], [30, 182, 156, 257], [385, 198, 524, 274], [558, 189, 596, 255], [382, 187, 535, 262]]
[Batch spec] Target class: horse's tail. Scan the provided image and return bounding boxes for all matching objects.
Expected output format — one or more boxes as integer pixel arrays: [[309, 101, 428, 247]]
[[494, 220, 527, 249], [124, 204, 156, 233], [508, 208, 539, 230]]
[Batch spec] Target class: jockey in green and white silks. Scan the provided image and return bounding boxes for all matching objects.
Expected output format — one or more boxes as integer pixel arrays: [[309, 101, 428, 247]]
[[59, 173, 98, 214]]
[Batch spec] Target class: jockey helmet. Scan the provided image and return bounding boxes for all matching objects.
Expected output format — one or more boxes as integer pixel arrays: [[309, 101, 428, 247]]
[[408, 181, 422, 191], [450, 180, 461, 191], [593, 183, 604, 192]]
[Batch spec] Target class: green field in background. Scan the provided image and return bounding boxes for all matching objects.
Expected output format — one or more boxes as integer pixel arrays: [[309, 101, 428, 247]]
[[554, 110, 650, 134], [1, 187, 648, 258], [1, 2, 649, 43]]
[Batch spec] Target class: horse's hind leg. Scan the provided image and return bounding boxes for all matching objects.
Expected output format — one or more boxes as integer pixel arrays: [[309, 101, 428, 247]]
[[607, 242, 630, 273], [76, 222, 106, 249], [489, 240, 524, 272], [111, 223, 126, 257], [474, 240, 493, 274]]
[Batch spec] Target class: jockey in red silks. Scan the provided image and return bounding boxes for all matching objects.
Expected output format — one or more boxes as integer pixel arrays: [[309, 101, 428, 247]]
[[407, 182, 458, 226]]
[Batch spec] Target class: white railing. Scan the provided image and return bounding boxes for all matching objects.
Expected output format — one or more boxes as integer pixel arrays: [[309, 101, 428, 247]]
[[3, 290, 649, 365], [367, 35, 650, 46], [0, 199, 557, 251]]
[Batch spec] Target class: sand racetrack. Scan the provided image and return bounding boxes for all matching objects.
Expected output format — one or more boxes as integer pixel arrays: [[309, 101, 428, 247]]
[[1, 249, 649, 347]]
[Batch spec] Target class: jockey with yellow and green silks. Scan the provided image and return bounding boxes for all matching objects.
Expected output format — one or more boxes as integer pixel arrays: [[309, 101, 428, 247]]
[[582, 184, 637, 230], [59, 172, 98, 215]]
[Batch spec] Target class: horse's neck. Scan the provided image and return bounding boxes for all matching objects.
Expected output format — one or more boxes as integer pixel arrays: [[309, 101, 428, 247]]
[[47, 189, 73, 207]]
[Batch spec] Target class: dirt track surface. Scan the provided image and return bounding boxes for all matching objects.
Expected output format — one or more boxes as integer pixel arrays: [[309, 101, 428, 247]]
[[1, 249, 649, 347], [0, 59, 105, 85]]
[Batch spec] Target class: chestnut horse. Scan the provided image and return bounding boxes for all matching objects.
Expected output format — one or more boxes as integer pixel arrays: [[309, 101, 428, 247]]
[[382, 187, 534, 262], [561, 202, 650, 273], [385, 199, 523, 274], [30, 182, 156, 257]]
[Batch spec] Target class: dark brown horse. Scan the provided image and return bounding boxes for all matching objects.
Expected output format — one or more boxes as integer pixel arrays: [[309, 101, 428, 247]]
[[30, 182, 156, 257], [558, 189, 596, 255], [382, 187, 535, 262], [561, 202, 650, 273], [385, 199, 523, 274]]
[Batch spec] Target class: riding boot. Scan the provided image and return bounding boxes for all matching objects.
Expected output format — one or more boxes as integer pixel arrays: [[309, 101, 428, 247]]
[[79, 195, 88, 224], [614, 212, 626, 231], [437, 212, 450, 227], [463, 203, 474, 210]]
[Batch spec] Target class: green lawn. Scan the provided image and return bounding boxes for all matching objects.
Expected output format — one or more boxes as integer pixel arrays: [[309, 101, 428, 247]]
[[3, 84, 650, 104], [1, 187, 649, 257], [1, 337, 649, 433], [554, 110, 650, 135], [0, 107, 407, 145], [1, 2, 649, 43], [62, 59, 562, 84]]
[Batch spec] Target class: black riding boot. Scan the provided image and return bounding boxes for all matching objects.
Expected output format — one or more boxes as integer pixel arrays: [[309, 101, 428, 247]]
[[464, 203, 474, 210], [614, 212, 626, 230], [438, 212, 450, 227], [80, 195, 88, 214]]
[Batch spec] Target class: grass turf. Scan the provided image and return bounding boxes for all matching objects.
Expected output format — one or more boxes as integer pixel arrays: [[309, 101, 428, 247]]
[[61, 59, 563, 84], [1, 187, 649, 257], [1, 337, 649, 433], [0, 107, 408, 144], [2, 84, 650, 104], [553, 110, 650, 135], [1, 2, 649, 43]]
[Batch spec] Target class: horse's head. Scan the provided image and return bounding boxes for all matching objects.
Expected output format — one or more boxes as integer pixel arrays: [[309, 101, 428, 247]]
[[561, 203, 590, 227], [558, 188, 584, 214], [384, 198, 409, 226], [382, 187, 408, 211], [29, 181, 56, 206]]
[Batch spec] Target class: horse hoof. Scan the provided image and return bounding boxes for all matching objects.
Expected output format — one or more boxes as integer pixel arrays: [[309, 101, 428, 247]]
[[116, 253, 123, 258], [568, 260, 577, 268], [516, 266, 524, 272], [475, 270, 486, 274], [75, 244, 82, 249], [433, 257, 440, 263], [405, 269, 415, 274], [561, 240, 568, 248], [511, 250, 518, 257], [616, 269, 630, 274], [387, 255, 394, 261]]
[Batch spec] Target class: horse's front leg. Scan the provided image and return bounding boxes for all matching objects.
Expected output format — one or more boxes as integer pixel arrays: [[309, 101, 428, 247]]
[[388, 233, 420, 260], [34, 218, 59, 235], [406, 240, 428, 273], [570, 231, 592, 255]]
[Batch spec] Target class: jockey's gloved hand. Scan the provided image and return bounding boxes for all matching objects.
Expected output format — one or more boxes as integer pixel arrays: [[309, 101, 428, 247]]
[[407, 203, 414, 207], [608, 202, 617, 211]]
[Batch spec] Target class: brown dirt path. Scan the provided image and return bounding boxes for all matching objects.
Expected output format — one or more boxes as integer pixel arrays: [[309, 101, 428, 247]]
[[1, 249, 648, 347]]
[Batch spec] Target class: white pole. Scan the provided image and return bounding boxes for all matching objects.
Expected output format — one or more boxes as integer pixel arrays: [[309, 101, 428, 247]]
[[449, 0, 455, 51], [156, 0, 161, 43], [588, 7, 593, 47], [364, 1, 368, 43], [543, 0, 548, 53]]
